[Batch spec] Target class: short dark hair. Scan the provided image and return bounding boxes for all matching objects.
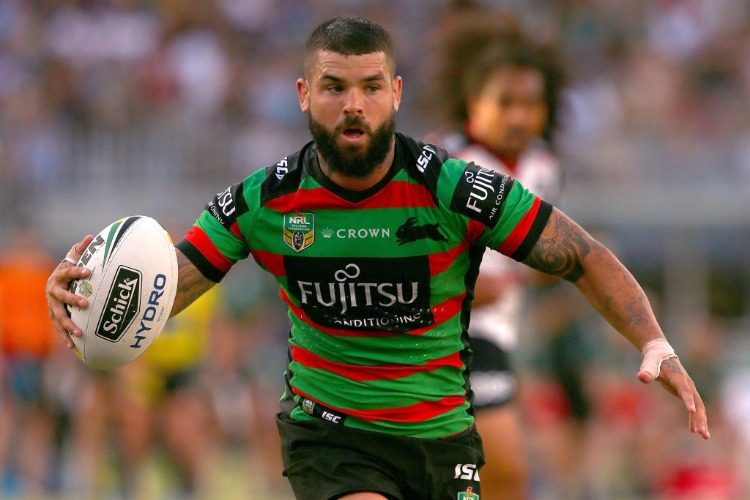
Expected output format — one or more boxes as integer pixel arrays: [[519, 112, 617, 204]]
[[304, 16, 396, 77]]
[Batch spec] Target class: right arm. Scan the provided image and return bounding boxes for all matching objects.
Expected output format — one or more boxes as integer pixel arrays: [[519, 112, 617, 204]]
[[170, 248, 216, 317], [520, 207, 709, 439]]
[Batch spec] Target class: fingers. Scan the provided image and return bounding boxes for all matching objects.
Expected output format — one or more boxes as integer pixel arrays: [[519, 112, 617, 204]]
[[56, 326, 75, 350], [637, 369, 655, 384], [65, 235, 94, 264], [680, 378, 710, 440], [654, 358, 711, 440], [689, 406, 711, 440], [47, 235, 94, 349], [47, 264, 90, 344], [56, 235, 94, 271]]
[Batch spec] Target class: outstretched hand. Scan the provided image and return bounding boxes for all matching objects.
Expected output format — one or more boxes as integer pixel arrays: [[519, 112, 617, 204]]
[[638, 352, 710, 440], [45, 235, 94, 349]]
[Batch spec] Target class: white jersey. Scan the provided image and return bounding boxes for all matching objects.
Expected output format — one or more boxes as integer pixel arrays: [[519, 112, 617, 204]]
[[440, 133, 562, 351]]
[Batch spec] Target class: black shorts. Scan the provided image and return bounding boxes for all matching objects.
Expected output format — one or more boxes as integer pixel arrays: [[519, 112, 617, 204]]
[[469, 336, 517, 410], [276, 412, 484, 500]]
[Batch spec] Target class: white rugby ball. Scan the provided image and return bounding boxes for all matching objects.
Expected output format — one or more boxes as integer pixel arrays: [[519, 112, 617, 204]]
[[67, 215, 178, 370]]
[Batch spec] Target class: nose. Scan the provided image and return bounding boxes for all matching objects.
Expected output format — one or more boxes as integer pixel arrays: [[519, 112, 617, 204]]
[[507, 103, 531, 126], [343, 89, 364, 114]]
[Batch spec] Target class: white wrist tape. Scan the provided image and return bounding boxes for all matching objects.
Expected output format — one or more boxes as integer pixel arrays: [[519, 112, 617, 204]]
[[640, 338, 678, 379]]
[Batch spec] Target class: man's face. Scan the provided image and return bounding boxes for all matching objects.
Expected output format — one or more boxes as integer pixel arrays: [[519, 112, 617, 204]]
[[297, 50, 402, 178], [467, 66, 548, 159]]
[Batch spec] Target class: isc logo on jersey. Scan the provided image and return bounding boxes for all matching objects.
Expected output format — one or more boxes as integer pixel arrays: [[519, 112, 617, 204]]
[[416, 145, 436, 172]]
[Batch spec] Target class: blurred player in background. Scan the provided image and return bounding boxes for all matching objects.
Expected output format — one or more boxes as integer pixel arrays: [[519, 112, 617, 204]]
[[124, 284, 222, 496], [0, 224, 60, 496], [427, 5, 567, 498], [70, 241, 223, 498]]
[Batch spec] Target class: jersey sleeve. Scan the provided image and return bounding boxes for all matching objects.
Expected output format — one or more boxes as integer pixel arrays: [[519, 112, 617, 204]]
[[176, 180, 254, 282], [440, 159, 552, 261], [486, 183, 552, 261]]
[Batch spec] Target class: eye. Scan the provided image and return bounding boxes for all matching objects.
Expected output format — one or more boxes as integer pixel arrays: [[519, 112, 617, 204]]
[[327, 85, 343, 93], [366, 85, 380, 92]]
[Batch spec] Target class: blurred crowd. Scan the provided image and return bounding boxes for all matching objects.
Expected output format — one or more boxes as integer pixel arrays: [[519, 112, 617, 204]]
[[2, 0, 750, 498], [2, 0, 750, 205]]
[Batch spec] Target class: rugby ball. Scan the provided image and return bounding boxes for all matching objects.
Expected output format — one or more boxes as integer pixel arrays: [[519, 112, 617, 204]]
[[66, 215, 178, 370]]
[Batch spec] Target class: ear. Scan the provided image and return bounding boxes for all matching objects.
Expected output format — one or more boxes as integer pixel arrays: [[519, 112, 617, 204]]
[[297, 78, 310, 113], [392, 76, 403, 112]]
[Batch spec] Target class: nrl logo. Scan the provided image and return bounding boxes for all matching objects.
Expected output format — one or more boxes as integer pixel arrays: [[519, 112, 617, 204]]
[[457, 487, 479, 500], [283, 212, 315, 252], [301, 398, 315, 415], [77, 281, 94, 298]]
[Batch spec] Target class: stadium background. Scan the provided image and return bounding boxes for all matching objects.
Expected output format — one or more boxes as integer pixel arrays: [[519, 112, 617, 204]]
[[1, 0, 749, 498]]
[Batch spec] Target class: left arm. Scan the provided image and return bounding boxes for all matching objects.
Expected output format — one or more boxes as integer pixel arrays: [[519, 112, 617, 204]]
[[522, 207, 710, 439]]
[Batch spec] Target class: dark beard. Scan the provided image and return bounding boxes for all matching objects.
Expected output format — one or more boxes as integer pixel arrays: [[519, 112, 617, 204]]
[[309, 113, 395, 179]]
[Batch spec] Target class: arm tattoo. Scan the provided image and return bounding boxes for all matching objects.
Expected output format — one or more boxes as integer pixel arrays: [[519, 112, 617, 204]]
[[522, 209, 592, 282], [171, 250, 216, 316]]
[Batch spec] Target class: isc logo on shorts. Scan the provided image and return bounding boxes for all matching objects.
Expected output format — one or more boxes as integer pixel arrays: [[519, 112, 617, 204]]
[[321, 411, 342, 424], [454, 463, 480, 481]]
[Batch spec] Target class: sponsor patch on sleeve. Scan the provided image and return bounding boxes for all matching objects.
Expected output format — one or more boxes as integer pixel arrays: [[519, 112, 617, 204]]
[[450, 163, 514, 228], [206, 183, 243, 231]]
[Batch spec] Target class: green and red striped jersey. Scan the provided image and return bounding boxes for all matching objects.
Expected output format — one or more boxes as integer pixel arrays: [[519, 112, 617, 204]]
[[177, 133, 552, 438]]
